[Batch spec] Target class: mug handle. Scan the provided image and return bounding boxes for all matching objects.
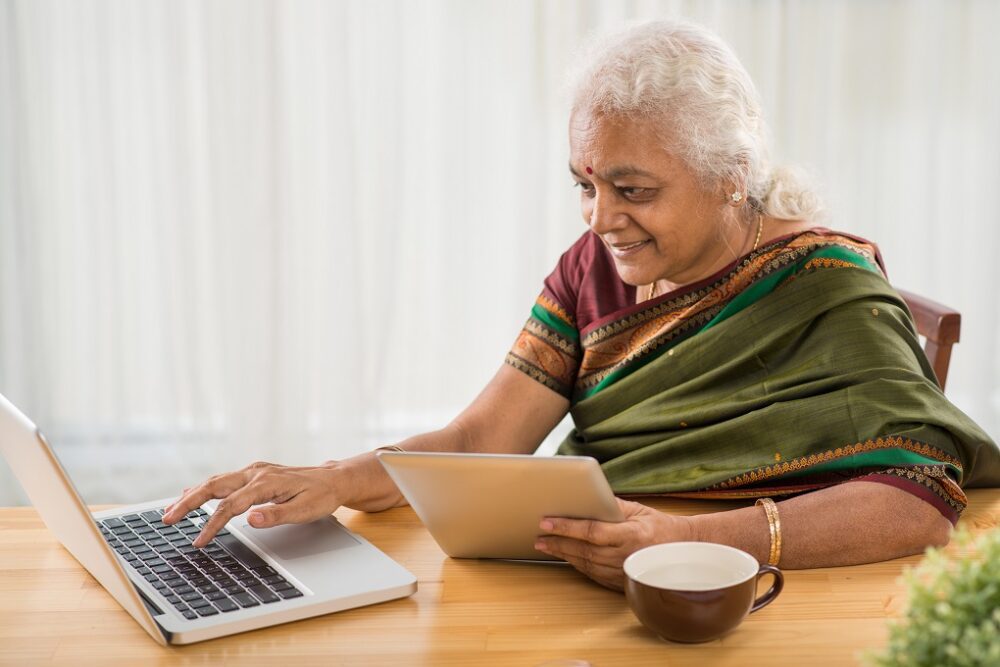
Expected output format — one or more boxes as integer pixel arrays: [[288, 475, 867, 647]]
[[749, 564, 784, 613]]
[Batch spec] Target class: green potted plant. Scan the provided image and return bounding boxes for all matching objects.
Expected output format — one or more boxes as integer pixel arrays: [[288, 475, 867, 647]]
[[867, 526, 1000, 667]]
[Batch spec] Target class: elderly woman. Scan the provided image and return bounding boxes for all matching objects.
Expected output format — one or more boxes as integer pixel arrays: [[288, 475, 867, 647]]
[[163, 20, 999, 590]]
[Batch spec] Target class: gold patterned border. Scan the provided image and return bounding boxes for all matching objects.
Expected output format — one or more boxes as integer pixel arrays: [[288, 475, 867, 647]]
[[505, 352, 571, 397], [708, 436, 964, 491], [505, 319, 581, 397], [523, 319, 579, 357], [875, 465, 967, 512], [537, 294, 575, 328]]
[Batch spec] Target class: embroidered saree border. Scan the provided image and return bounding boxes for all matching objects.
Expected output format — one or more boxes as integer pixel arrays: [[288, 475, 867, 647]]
[[629, 464, 965, 524], [691, 435, 967, 522], [705, 436, 963, 491], [859, 467, 965, 524]]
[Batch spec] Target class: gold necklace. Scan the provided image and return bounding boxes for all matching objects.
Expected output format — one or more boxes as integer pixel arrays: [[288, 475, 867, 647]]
[[646, 215, 764, 302], [752, 213, 764, 253]]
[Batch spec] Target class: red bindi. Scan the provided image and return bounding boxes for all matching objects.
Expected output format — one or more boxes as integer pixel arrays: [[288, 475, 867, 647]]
[[585, 166, 593, 175]]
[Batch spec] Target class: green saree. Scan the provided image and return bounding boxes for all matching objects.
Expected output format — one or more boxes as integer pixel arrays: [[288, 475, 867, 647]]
[[507, 229, 1000, 523]]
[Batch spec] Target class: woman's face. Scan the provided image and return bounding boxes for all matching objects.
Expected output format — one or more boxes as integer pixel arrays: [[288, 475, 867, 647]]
[[569, 110, 745, 289]]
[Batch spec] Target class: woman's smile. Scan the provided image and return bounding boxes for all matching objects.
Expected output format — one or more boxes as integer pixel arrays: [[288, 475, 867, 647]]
[[606, 238, 652, 258]]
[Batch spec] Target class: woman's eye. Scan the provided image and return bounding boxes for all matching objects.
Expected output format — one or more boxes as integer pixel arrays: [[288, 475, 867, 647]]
[[575, 182, 595, 196], [620, 187, 650, 198]]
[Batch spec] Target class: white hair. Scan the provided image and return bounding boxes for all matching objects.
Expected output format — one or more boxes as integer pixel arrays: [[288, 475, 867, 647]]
[[568, 19, 822, 222]]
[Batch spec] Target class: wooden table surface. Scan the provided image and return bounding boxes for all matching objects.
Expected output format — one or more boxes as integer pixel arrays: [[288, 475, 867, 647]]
[[1, 490, 997, 666]]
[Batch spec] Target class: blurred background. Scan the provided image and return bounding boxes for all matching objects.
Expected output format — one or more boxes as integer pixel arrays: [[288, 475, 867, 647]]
[[1, 0, 997, 505]]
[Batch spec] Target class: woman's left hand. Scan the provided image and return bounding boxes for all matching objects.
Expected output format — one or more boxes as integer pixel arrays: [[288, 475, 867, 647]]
[[535, 498, 694, 591]]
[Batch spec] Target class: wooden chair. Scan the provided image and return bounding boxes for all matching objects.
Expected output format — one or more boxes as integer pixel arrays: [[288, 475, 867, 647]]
[[896, 289, 961, 391]]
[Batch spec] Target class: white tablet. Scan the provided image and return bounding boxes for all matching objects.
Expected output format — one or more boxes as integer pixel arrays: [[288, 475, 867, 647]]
[[376, 451, 625, 561]]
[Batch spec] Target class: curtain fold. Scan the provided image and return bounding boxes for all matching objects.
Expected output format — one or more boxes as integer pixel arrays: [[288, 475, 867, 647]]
[[1, 0, 997, 504]]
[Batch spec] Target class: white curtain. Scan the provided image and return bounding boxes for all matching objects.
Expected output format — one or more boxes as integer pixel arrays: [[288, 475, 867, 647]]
[[1, 0, 997, 505]]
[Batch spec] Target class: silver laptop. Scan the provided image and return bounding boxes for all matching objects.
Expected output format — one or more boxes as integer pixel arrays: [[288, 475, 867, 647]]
[[0, 392, 416, 645]]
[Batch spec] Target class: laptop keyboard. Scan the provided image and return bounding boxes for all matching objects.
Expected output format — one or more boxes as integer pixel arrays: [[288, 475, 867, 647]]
[[96, 507, 303, 620]]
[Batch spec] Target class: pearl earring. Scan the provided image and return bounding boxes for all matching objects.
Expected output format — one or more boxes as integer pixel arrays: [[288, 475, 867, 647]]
[[731, 192, 743, 203]]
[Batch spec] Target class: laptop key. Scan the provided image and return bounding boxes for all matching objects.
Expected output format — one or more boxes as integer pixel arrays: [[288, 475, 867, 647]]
[[140, 511, 162, 522], [205, 590, 227, 601], [249, 585, 280, 604], [224, 585, 245, 595], [215, 598, 239, 613], [214, 534, 269, 571], [271, 581, 295, 592], [232, 593, 260, 608], [173, 585, 195, 595], [102, 518, 125, 529], [143, 574, 160, 583], [261, 575, 286, 585], [277, 588, 303, 600], [190, 598, 212, 609], [181, 609, 198, 620], [181, 591, 205, 603], [195, 605, 219, 617]]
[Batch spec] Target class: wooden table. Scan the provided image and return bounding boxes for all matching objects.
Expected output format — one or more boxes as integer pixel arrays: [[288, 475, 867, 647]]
[[1, 490, 997, 666]]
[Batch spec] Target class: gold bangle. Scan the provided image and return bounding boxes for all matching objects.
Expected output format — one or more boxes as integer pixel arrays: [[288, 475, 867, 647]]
[[755, 497, 782, 566], [375, 445, 405, 453]]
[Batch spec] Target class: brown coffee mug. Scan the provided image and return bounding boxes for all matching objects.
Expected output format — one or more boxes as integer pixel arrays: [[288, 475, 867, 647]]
[[623, 541, 783, 643]]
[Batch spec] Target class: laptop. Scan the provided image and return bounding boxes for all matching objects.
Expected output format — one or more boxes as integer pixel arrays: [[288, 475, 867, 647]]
[[0, 392, 416, 645], [377, 451, 625, 560]]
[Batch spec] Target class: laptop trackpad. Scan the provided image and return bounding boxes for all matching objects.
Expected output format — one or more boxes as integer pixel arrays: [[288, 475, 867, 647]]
[[238, 517, 361, 561]]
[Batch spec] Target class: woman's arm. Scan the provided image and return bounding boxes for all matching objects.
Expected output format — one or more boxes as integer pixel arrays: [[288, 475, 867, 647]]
[[163, 364, 569, 546], [535, 480, 953, 590]]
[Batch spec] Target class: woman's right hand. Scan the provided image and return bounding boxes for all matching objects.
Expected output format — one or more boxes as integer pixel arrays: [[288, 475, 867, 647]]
[[161, 460, 352, 548]]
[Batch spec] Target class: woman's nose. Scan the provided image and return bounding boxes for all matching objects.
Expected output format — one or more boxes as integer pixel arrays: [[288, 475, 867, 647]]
[[587, 193, 627, 234]]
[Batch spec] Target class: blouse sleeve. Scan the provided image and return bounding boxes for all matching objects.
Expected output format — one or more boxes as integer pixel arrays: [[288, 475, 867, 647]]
[[503, 233, 592, 398]]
